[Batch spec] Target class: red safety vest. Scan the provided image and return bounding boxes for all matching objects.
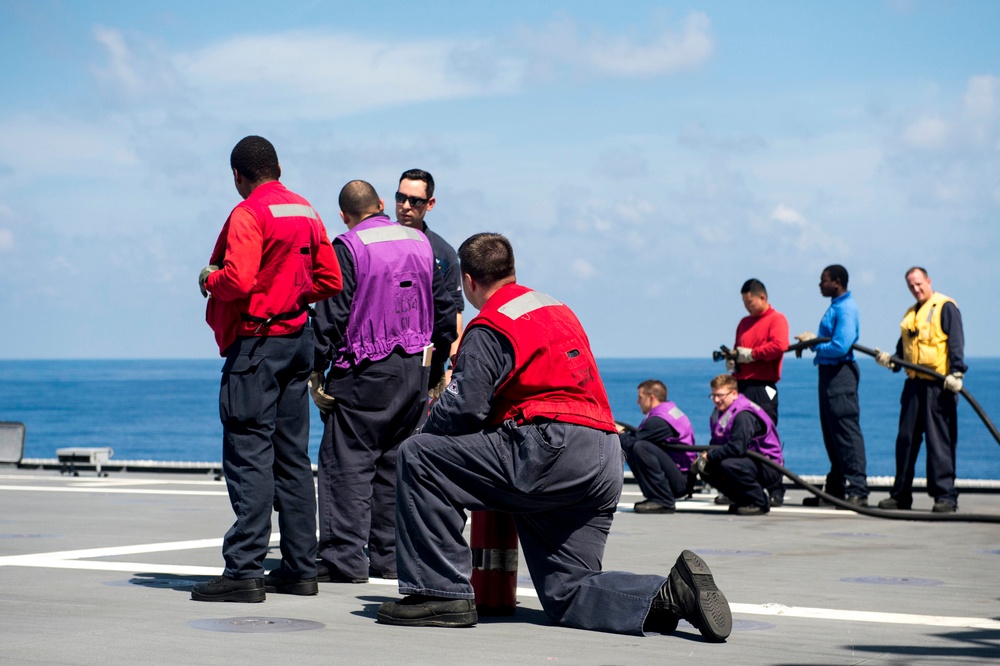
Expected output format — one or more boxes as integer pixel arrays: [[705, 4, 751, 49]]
[[205, 181, 341, 355], [467, 283, 616, 432]]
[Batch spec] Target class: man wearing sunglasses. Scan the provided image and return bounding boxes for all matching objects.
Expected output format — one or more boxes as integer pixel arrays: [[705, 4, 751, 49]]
[[395, 169, 464, 398]]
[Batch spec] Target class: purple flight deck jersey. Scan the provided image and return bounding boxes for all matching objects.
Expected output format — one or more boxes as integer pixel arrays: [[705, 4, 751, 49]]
[[334, 215, 435, 369]]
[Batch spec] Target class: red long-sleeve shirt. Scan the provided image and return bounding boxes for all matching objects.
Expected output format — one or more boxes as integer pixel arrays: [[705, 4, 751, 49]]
[[732, 306, 788, 382]]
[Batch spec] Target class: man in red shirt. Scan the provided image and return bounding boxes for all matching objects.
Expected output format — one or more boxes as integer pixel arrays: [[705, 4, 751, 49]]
[[194, 135, 343, 602], [730, 279, 788, 505]]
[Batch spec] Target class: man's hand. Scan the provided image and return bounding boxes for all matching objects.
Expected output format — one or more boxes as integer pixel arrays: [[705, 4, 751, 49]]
[[428, 371, 449, 400], [735, 347, 753, 364], [874, 348, 896, 370], [794, 332, 816, 343], [943, 372, 964, 393], [199, 265, 219, 297], [690, 454, 708, 478], [309, 371, 336, 412], [725, 358, 736, 373]]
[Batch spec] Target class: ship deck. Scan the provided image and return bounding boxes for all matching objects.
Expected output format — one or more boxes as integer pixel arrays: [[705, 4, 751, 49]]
[[2, 466, 999, 665]]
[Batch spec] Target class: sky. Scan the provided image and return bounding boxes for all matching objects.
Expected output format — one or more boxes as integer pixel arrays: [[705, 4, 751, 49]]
[[1, 0, 998, 359]]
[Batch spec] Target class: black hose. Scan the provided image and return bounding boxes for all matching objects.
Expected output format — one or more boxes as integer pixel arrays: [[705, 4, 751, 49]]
[[617, 423, 1000, 523], [789, 337, 1000, 447]]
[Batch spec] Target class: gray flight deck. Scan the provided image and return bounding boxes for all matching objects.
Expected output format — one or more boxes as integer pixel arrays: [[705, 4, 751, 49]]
[[1, 466, 999, 665]]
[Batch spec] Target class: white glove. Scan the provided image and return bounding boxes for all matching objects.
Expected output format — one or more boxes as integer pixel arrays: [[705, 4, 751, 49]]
[[735, 347, 754, 364], [794, 332, 816, 343], [725, 358, 736, 373], [199, 265, 219, 297], [943, 372, 964, 393], [309, 371, 336, 412], [874, 348, 895, 369]]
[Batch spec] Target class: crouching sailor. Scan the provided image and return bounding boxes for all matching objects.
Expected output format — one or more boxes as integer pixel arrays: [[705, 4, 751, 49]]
[[377, 233, 732, 641], [618, 379, 697, 514], [695, 374, 784, 516]]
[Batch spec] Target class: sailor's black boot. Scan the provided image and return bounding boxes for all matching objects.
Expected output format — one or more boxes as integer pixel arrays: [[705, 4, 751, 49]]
[[646, 550, 732, 641]]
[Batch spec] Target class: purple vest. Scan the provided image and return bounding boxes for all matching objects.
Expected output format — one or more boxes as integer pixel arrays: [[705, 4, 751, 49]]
[[335, 215, 435, 368], [710, 394, 784, 464], [642, 401, 697, 472]]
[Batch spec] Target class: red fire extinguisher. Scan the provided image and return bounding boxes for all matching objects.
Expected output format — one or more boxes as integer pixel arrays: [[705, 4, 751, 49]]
[[470, 510, 518, 615]]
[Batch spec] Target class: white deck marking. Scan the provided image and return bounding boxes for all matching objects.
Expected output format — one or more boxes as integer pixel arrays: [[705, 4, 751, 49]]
[[2, 536, 997, 630], [0, 484, 227, 496]]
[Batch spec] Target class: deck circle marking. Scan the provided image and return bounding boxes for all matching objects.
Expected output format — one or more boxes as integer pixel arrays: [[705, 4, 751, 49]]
[[822, 532, 886, 539], [840, 576, 943, 586], [733, 619, 776, 631], [188, 617, 325, 633]]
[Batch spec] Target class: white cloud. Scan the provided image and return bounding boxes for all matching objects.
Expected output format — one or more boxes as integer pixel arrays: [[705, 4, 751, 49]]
[[571, 258, 595, 279], [519, 12, 714, 81], [0, 228, 12, 251], [964, 75, 999, 118], [771, 203, 806, 227], [901, 116, 950, 149], [0, 115, 138, 178]]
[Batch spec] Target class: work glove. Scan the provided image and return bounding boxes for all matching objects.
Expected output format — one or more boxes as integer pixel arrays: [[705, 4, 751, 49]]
[[943, 372, 964, 393], [309, 371, 336, 412], [428, 371, 450, 400], [725, 358, 736, 373], [199, 265, 219, 297], [793, 332, 816, 358], [735, 347, 753, 364], [874, 348, 896, 370], [690, 455, 708, 479]]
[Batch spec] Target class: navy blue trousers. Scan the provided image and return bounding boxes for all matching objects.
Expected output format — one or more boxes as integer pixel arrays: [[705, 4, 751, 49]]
[[219, 328, 316, 580], [817, 362, 868, 499], [890, 378, 959, 505], [394, 421, 667, 636], [317, 351, 426, 579], [621, 438, 689, 508]]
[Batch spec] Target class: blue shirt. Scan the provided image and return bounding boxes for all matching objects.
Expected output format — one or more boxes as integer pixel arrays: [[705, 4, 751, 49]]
[[813, 291, 859, 365]]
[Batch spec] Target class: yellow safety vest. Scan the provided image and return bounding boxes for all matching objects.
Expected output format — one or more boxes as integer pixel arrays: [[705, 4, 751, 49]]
[[900, 292, 956, 379]]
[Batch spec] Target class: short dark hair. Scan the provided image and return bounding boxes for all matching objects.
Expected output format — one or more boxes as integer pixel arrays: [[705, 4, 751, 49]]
[[230, 135, 280, 182], [710, 373, 738, 391], [823, 264, 849, 288], [906, 266, 928, 279], [339, 180, 381, 217], [637, 379, 667, 402], [740, 278, 767, 297], [399, 169, 435, 198], [458, 233, 515, 286]]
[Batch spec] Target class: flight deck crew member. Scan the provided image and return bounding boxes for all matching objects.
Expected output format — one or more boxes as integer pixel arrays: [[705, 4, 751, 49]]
[[311, 180, 457, 583], [377, 233, 732, 642], [795, 265, 868, 508], [617, 379, 697, 514], [875, 267, 966, 513], [395, 169, 465, 398], [193, 135, 343, 602], [729, 279, 788, 506], [694, 374, 784, 516]]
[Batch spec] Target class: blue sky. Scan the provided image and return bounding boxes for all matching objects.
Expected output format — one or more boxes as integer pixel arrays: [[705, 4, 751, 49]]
[[1, 0, 998, 359]]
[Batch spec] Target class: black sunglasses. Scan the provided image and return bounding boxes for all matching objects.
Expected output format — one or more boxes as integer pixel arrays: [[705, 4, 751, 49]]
[[395, 191, 428, 207]]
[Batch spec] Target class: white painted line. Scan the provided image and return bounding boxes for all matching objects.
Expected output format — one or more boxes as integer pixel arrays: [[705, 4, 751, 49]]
[[730, 602, 1000, 630], [0, 485, 227, 496]]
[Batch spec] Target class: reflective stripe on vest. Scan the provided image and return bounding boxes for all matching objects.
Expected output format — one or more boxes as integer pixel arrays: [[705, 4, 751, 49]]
[[268, 203, 318, 219], [497, 291, 562, 320], [356, 225, 425, 245]]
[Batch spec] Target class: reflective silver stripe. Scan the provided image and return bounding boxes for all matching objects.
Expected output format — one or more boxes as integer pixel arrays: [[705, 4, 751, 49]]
[[668, 406, 686, 419], [356, 225, 425, 245], [472, 547, 519, 572], [269, 204, 318, 219], [497, 291, 562, 320]]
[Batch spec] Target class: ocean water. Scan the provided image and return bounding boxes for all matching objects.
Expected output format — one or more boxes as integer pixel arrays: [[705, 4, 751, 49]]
[[2, 358, 999, 479]]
